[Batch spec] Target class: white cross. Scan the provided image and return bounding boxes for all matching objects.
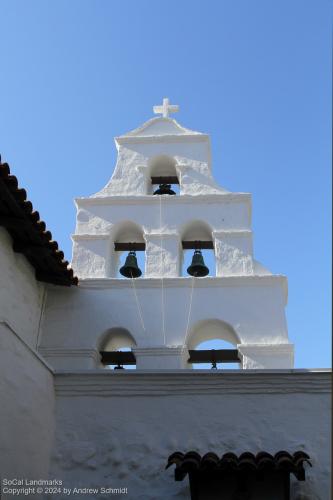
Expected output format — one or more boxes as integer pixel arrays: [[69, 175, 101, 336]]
[[153, 97, 179, 118]]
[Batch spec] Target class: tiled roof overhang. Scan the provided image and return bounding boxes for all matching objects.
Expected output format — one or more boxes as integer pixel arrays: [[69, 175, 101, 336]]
[[0, 159, 78, 286], [166, 451, 311, 481]]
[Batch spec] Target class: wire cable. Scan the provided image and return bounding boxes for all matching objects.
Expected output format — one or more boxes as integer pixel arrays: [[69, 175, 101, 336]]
[[130, 274, 146, 333], [184, 275, 196, 346], [159, 195, 166, 344]]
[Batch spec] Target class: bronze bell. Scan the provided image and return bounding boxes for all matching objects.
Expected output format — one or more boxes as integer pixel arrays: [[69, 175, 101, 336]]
[[187, 249, 209, 277], [119, 251, 142, 278], [153, 184, 176, 195]]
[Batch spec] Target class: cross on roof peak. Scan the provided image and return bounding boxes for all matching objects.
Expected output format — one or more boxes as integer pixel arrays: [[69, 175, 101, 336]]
[[153, 98, 179, 118]]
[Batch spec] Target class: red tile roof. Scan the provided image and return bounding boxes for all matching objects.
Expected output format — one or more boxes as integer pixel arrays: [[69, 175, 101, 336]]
[[0, 158, 78, 286], [167, 450, 311, 481]]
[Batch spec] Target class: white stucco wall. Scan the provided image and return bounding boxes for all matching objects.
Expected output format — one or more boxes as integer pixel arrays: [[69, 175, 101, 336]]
[[0, 322, 55, 480], [39, 275, 291, 369], [50, 370, 331, 500], [72, 195, 253, 279], [96, 117, 223, 197], [0, 227, 45, 349], [0, 228, 55, 481]]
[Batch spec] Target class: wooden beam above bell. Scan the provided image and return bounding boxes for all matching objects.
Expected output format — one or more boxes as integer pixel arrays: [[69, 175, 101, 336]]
[[114, 242, 146, 251], [188, 349, 240, 364], [151, 176, 179, 185], [99, 349, 240, 367], [100, 351, 136, 365], [182, 241, 214, 249]]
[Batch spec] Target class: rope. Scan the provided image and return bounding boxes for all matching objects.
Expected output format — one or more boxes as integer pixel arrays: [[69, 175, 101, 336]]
[[130, 274, 146, 333], [159, 195, 166, 344], [184, 275, 196, 346]]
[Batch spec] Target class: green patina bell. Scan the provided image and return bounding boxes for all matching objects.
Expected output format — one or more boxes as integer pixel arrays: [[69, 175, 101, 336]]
[[119, 251, 142, 278], [153, 184, 176, 195], [187, 250, 209, 277]]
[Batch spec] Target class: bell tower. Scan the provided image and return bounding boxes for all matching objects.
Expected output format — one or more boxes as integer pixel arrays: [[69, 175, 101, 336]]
[[67, 98, 294, 370]]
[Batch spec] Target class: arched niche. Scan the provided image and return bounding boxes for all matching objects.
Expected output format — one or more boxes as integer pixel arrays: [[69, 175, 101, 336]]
[[112, 220, 145, 244], [99, 328, 137, 370], [180, 220, 215, 277], [187, 319, 240, 350], [148, 155, 179, 194], [109, 221, 145, 278], [99, 327, 137, 351], [187, 320, 241, 369], [181, 220, 213, 242]]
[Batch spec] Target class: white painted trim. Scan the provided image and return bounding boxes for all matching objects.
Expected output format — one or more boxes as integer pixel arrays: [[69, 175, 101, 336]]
[[115, 134, 209, 145], [39, 347, 101, 362], [212, 230, 252, 238], [72, 230, 253, 241], [71, 234, 111, 241], [237, 343, 294, 355], [144, 232, 180, 240], [117, 116, 205, 138], [77, 274, 287, 290], [74, 193, 252, 207], [238, 343, 294, 368], [54, 370, 331, 397]]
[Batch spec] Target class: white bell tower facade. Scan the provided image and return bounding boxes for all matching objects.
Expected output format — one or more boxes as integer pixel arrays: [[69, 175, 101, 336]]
[[41, 99, 294, 370]]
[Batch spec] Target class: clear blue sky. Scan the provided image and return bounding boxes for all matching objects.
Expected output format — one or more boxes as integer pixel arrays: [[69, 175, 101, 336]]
[[0, 0, 331, 368]]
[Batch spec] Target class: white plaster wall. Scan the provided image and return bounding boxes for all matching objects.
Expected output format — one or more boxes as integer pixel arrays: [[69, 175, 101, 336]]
[[39, 276, 289, 369], [0, 228, 55, 480], [97, 129, 222, 197], [72, 238, 109, 279], [74, 196, 251, 236], [72, 197, 253, 279], [49, 371, 331, 500], [144, 233, 181, 277], [0, 320, 55, 480], [0, 227, 45, 349]]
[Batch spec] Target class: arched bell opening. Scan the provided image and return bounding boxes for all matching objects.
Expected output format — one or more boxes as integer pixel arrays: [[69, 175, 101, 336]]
[[99, 328, 137, 370], [187, 319, 241, 370], [180, 221, 215, 277], [110, 221, 145, 278], [148, 155, 180, 195]]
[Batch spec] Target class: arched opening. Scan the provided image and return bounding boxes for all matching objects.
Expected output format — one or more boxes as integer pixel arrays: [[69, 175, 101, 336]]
[[188, 319, 241, 369], [148, 155, 179, 195], [99, 328, 137, 370], [110, 221, 145, 278], [180, 221, 215, 277]]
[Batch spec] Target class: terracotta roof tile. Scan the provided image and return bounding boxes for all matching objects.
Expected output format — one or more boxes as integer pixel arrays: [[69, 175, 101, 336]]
[[166, 450, 311, 481], [0, 158, 78, 286]]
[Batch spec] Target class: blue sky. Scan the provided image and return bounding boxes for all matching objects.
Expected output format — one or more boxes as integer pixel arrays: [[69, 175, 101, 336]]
[[0, 0, 331, 368]]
